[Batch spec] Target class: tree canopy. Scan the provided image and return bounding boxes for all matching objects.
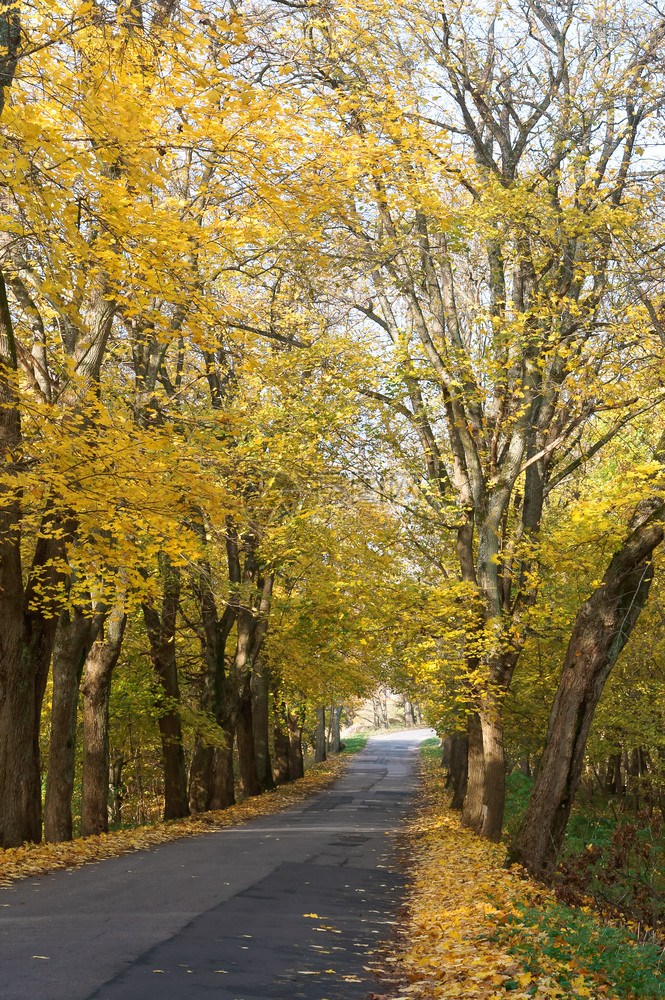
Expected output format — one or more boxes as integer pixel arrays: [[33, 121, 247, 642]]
[[0, 0, 664, 889]]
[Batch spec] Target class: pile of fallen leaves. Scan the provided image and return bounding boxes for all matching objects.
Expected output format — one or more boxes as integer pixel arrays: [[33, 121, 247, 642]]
[[0, 755, 350, 887], [377, 759, 621, 1000]]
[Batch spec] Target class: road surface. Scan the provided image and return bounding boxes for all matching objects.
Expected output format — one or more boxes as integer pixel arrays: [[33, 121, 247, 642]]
[[0, 729, 434, 1000]]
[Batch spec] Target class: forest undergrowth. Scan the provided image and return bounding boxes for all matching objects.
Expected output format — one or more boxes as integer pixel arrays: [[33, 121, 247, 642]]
[[0, 739, 366, 887], [374, 745, 665, 1000], [504, 771, 665, 943]]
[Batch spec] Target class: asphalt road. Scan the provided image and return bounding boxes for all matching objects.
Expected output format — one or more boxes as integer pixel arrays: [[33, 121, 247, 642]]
[[0, 729, 434, 1000]]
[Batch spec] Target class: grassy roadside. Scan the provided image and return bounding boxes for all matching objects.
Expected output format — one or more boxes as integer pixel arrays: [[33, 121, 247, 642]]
[[0, 736, 368, 887], [378, 742, 664, 1000]]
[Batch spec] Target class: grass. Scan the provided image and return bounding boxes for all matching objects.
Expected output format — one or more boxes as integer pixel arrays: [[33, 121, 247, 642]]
[[419, 736, 441, 759], [491, 901, 665, 999], [503, 769, 665, 996], [384, 753, 665, 1000], [341, 734, 368, 754]]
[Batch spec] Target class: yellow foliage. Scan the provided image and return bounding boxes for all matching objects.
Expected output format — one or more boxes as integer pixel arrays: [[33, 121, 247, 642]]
[[382, 760, 619, 999]]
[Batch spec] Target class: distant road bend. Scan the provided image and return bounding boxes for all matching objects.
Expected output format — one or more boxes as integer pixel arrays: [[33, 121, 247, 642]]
[[0, 730, 435, 1000]]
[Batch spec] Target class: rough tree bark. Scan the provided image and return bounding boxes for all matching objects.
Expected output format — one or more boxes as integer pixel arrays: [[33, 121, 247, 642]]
[[273, 702, 291, 785], [231, 563, 274, 798], [461, 712, 485, 830], [251, 657, 274, 791], [142, 556, 189, 820], [329, 705, 343, 755], [0, 259, 79, 847], [210, 724, 235, 810], [236, 673, 261, 798], [447, 731, 468, 811], [287, 708, 305, 779], [187, 513, 239, 813], [80, 608, 127, 837], [44, 603, 105, 842], [314, 707, 327, 762], [512, 498, 664, 874]]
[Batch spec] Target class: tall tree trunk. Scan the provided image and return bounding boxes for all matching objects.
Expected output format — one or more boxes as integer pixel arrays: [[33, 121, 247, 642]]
[[0, 529, 72, 846], [210, 722, 235, 809], [329, 704, 342, 755], [109, 757, 124, 826], [142, 557, 189, 820], [448, 732, 469, 811], [251, 657, 274, 791], [379, 687, 389, 727], [287, 708, 304, 779], [478, 700, 505, 841], [605, 753, 622, 795], [45, 604, 104, 842], [0, 272, 74, 847], [461, 644, 518, 840], [236, 675, 261, 798], [461, 712, 484, 831], [314, 706, 327, 762], [273, 703, 291, 785], [230, 566, 273, 799], [513, 500, 663, 875], [403, 697, 416, 727], [188, 510, 238, 812], [372, 697, 381, 729], [188, 740, 214, 813], [80, 608, 127, 837]]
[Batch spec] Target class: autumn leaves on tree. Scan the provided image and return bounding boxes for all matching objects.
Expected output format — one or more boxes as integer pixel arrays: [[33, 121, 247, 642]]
[[0, 0, 664, 888]]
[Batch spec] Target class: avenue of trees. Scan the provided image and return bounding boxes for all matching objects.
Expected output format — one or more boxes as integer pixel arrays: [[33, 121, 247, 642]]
[[1, 0, 665, 887]]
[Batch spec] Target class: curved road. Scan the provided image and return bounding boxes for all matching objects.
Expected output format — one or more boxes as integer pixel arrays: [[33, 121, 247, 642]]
[[0, 730, 434, 1000]]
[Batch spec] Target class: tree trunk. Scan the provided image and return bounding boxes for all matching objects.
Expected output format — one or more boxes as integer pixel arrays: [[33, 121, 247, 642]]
[[287, 709, 304, 779], [379, 687, 389, 727], [461, 645, 517, 841], [45, 604, 104, 842], [236, 675, 261, 798], [109, 757, 124, 826], [314, 706, 327, 762], [449, 732, 468, 811], [142, 557, 189, 821], [188, 740, 214, 813], [188, 510, 239, 812], [329, 704, 342, 755], [513, 501, 662, 875], [478, 702, 505, 841], [372, 697, 381, 729], [210, 721, 235, 810], [0, 537, 71, 847], [461, 712, 484, 831], [403, 697, 416, 727], [81, 609, 127, 837], [605, 752, 622, 795], [273, 704, 291, 785], [251, 658, 274, 791], [0, 277, 72, 847]]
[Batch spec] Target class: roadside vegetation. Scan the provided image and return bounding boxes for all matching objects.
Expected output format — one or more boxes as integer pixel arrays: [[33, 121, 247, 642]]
[[0, 741, 368, 887], [377, 748, 665, 1000]]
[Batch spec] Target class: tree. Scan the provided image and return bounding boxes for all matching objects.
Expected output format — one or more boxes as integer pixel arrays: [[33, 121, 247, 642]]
[[275, 0, 665, 837]]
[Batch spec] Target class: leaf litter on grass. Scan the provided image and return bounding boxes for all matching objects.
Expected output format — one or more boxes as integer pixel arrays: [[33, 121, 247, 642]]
[[375, 758, 660, 1000]]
